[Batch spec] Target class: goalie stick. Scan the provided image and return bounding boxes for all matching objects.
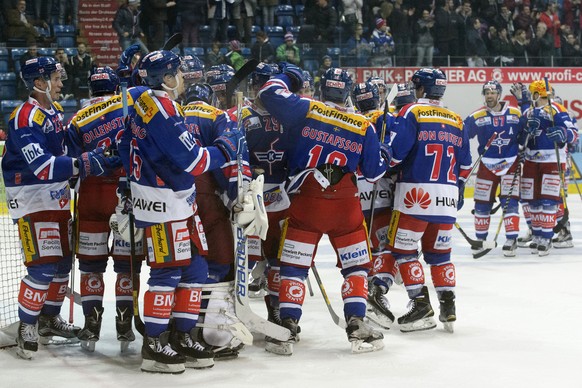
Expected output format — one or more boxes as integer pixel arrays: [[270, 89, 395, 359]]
[[232, 91, 291, 341], [311, 264, 347, 330]]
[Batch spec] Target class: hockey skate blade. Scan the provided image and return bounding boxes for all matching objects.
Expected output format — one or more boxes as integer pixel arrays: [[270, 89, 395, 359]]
[[366, 311, 392, 330], [16, 347, 35, 360], [230, 322, 254, 346], [265, 340, 293, 356], [442, 322, 454, 333], [39, 336, 80, 346], [399, 317, 437, 333], [185, 357, 214, 369], [140, 359, 185, 374], [120, 341, 131, 353], [350, 339, 384, 354], [80, 340, 96, 352]]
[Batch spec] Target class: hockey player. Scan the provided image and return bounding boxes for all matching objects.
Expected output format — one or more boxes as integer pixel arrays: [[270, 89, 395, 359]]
[[367, 76, 387, 109], [258, 65, 388, 354], [352, 80, 396, 329], [299, 70, 315, 98], [240, 63, 291, 352], [522, 80, 578, 256], [118, 50, 264, 373], [464, 80, 527, 257], [384, 68, 472, 333], [1, 57, 121, 359], [66, 66, 144, 352]]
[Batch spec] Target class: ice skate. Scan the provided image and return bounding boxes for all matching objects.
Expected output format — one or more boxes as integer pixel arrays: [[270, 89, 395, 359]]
[[170, 329, 214, 369], [77, 307, 104, 352], [553, 228, 574, 249], [537, 238, 552, 257], [529, 235, 541, 254], [502, 238, 517, 257], [398, 286, 437, 333], [248, 275, 267, 299], [438, 291, 456, 333], [366, 282, 394, 330], [265, 317, 299, 356], [346, 316, 384, 354], [16, 322, 38, 360], [37, 314, 80, 345], [141, 331, 186, 374], [116, 307, 135, 353], [518, 228, 533, 248]]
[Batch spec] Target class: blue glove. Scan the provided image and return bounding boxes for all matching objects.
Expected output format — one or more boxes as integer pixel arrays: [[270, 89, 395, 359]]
[[546, 126, 567, 143], [78, 147, 122, 179], [278, 62, 304, 93], [380, 143, 392, 165], [214, 129, 247, 162], [457, 188, 465, 210], [526, 117, 540, 134], [119, 44, 141, 68]]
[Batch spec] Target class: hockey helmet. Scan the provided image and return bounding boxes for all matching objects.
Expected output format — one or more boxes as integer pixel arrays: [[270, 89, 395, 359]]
[[529, 79, 551, 98], [205, 64, 235, 80], [301, 70, 314, 92], [482, 80, 502, 95], [88, 66, 120, 96], [352, 81, 380, 112], [20, 56, 67, 91], [207, 71, 233, 93], [181, 55, 205, 85], [185, 83, 213, 104], [411, 68, 447, 98], [251, 62, 278, 89], [137, 50, 181, 89], [320, 68, 353, 103], [366, 76, 387, 94], [394, 82, 416, 109]]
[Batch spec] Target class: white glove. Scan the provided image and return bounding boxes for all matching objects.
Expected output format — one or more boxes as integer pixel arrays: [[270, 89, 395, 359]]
[[109, 204, 144, 243], [234, 175, 269, 240]]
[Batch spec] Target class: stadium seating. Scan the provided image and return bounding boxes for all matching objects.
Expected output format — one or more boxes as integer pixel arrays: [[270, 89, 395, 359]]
[[199, 25, 212, 46], [11, 48, 28, 74], [265, 26, 284, 48], [0, 49, 9, 73], [53, 25, 76, 48], [184, 47, 205, 57], [0, 73, 17, 100], [1, 99, 21, 128], [38, 47, 56, 57], [59, 99, 78, 124], [275, 5, 294, 28]]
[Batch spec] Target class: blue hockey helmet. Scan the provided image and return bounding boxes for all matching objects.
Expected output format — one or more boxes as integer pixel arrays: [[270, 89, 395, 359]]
[[411, 68, 447, 98], [181, 55, 205, 85], [137, 50, 181, 89], [88, 66, 120, 96], [366, 76, 387, 95], [352, 81, 380, 112], [482, 80, 502, 95], [185, 83, 213, 104], [207, 71, 233, 93], [251, 62, 278, 89], [205, 64, 235, 80], [301, 70, 314, 92], [394, 82, 416, 109], [320, 68, 353, 103], [20, 56, 67, 91]]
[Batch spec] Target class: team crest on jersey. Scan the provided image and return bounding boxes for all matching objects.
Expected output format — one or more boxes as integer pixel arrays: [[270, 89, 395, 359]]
[[254, 139, 284, 175], [491, 135, 511, 152], [404, 187, 431, 210]]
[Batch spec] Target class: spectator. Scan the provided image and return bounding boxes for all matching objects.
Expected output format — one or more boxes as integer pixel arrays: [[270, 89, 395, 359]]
[[225, 40, 246, 70], [466, 17, 488, 66], [70, 42, 93, 96], [19, 43, 39, 69], [275, 32, 301, 65], [513, 5, 536, 39], [388, 0, 415, 65], [414, 9, 435, 66], [446, 0, 464, 65], [345, 23, 372, 66], [207, 41, 226, 66], [251, 30, 276, 63], [259, 0, 278, 27], [370, 17, 395, 66], [457, 0, 472, 26], [179, 0, 206, 46], [561, 32, 582, 66], [539, 1, 562, 61], [511, 28, 531, 66], [54, 47, 74, 97], [493, 5, 515, 35], [209, 0, 230, 43], [5, 0, 47, 46], [141, 0, 176, 51], [231, 0, 256, 44], [491, 26, 515, 65], [58, 0, 79, 28], [434, 0, 456, 66], [314, 55, 332, 97], [112, 0, 148, 52], [342, 0, 363, 37], [529, 22, 554, 66], [313, 0, 338, 44]]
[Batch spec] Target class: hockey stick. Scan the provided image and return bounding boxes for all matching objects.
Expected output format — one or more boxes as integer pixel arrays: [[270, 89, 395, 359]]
[[225, 59, 259, 110], [231, 91, 290, 341], [68, 182, 79, 323], [368, 83, 398, 239], [310, 263, 347, 329], [544, 78, 570, 234], [121, 82, 145, 336], [567, 153, 582, 201], [161, 33, 183, 51], [471, 202, 501, 215], [306, 276, 315, 297]]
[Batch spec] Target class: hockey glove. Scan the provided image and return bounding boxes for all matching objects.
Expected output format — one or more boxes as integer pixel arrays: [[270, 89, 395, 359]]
[[510, 82, 530, 106], [234, 175, 268, 240], [110, 193, 144, 243], [119, 44, 141, 68], [457, 187, 465, 211], [77, 147, 122, 179], [278, 62, 304, 93], [526, 117, 541, 135], [546, 126, 567, 144], [214, 129, 247, 162], [380, 143, 393, 165]]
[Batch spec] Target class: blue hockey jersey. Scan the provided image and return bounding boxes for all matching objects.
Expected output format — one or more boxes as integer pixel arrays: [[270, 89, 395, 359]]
[[2, 97, 74, 219]]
